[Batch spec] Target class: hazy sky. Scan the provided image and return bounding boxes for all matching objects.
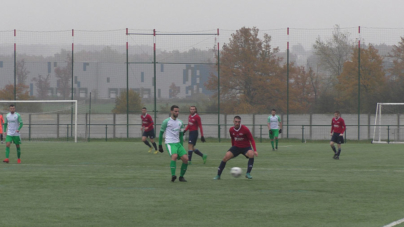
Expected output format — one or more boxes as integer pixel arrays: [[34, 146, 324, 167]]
[[1, 0, 404, 31]]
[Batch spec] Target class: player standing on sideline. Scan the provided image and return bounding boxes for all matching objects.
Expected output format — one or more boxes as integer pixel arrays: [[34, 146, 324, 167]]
[[3, 105, 23, 164], [214, 116, 258, 180], [158, 105, 188, 182], [141, 107, 158, 154], [0, 113, 4, 144], [330, 111, 346, 160], [184, 106, 207, 165], [267, 109, 282, 151]]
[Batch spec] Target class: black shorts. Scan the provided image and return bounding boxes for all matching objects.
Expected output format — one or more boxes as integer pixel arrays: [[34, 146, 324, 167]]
[[188, 130, 198, 145], [142, 130, 155, 139], [228, 146, 252, 158], [331, 132, 344, 144]]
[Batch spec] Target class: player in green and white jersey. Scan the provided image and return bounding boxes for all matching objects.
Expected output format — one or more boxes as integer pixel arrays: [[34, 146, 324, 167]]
[[3, 104, 23, 164], [158, 105, 188, 182], [267, 109, 282, 151]]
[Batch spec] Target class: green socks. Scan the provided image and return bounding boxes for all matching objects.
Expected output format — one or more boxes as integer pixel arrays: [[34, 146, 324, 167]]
[[275, 139, 278, 148], [271, 141, 274, 149], [180, 163, 188, 177], [5, 147, 10, 158], [17, 147, 21, 159], [170, 160, 176, 176]]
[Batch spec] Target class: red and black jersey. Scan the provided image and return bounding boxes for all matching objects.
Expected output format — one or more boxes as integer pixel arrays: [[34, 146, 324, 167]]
[[331, 117, 346, 134], [141, 114, 154, 132], [229, 125, 257, 151], [184, 114, 204, 136]]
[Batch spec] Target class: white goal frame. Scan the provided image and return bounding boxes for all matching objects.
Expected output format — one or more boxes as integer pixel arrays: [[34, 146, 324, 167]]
[[372, 103, 404, 144], [0, 100, 78, 143]]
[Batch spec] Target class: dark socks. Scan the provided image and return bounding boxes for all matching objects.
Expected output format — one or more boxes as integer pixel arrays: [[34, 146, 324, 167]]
[[194, 149, 203, 157], [143, 141, 151, 148], [152, 142, 157, 150], [188, 150, 193, 161], [247, 158, 254, 173], [331, 146, 337, 154], [217, 161, 227, 176], [337, 148, 341, 156], [0, 134, 3, 141]]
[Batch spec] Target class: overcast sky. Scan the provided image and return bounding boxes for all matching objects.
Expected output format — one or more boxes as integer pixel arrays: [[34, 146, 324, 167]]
[[1, 0, 404, 31]]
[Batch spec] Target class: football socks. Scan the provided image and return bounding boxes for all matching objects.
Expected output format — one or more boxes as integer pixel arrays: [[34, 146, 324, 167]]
[[337, 148, 342, 156], [143, 141, 151, 148], [247, 158, 254, 173], [17, 147, 21, 159], [275, 139, 278, 149], [217, 161, 227, 176], [271, 141, 274, 149], [188, 150, 193, 161], [170, 160, 176, 176], [5, 146, 10, 158], [152, 142, 157, 151], [331, 145, 337, 154], [194, 149, 203, 157], [180, 163, 188, 177]]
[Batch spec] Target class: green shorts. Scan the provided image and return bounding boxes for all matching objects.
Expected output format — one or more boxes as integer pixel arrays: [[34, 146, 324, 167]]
[[269, 129, 279, 139], [6, 135, 21, 145], [166, 143, 187, 159]]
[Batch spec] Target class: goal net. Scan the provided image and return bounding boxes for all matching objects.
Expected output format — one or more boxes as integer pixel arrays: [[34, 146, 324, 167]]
[[0, 100, 79, 143], [372, 103, 404, 144]]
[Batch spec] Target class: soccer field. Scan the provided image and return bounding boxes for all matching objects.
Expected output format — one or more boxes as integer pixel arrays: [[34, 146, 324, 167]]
[[1, 141, 404, 227]]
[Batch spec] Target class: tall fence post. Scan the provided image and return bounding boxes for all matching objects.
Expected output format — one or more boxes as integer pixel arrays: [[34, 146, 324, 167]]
[[260, 125, 262, 143], [217, 29, 221, 143], [387, 125, 390, 144], [71, 29, 74, 138], [126, 28, 129, 139], [105, 124, 108, 142], [28, 114, 31, 141], [301, 125, 304, 143], [14, 29, 16, 101], [286, 27, 290, 139], [358, 26, 361, 140]]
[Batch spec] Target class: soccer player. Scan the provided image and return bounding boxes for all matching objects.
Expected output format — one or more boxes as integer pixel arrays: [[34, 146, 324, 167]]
[[183, 106, 207, 165], [141, 107, 158, 154], [3, 104, 23, 164], [0, 113, 4, 144], [213, 116, 258, 180], [330, 110, 346, 160], [267, 109, 282, 151], [158, 105, 188, 182]]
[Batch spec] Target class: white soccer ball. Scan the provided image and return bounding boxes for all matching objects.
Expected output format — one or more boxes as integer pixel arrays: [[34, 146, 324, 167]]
[[230, 167, 242, 178]]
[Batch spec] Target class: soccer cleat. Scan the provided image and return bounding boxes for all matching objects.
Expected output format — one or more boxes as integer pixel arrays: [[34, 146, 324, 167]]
[[202, 154, 208, 164], [17, 159, 21, 164], [148, 147, 152, 153], [275, 147, 278, 151], [333, 154, 337, 159], [171, 175, 177, 182], [179, 176, 187, 182], [245, 173, 253, 179], [335, 156, 339, 160], [272, 148, 275, 151], [154, 150, 158, 154], [188, 161, 192, 165], [1, 141, 3, 144], [3, 158, 9, 163], [213, 175, 221, 180]]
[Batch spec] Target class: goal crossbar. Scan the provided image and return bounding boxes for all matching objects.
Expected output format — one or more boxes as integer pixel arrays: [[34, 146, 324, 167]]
[[1, 100, 78, 143]]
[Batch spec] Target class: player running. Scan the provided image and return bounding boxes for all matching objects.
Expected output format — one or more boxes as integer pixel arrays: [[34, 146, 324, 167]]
[[158, 105, 188, 182], [330, 111, 346, 160], [0, 113, 4, 144], [141, 107, 158, 154], [267, 109, 282, 151], [3, 104, 23, 164], [214, 116, 258, 180], [183, 106, 207, 165]]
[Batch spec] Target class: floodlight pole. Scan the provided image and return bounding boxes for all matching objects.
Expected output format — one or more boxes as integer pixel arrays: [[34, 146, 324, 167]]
[[286, 28, 290, 138], [153, 29, 157, 131], [71, 29, 74, 138], [358, 26, 361, 140], [217, 29, 221, 142], [126, 28, 129, 138], [14, 29, 16, 101]]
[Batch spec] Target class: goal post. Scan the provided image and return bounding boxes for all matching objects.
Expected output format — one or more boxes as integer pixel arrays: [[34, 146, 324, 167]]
[[372, 103, 404, 144], [0, 100, 78, 143]]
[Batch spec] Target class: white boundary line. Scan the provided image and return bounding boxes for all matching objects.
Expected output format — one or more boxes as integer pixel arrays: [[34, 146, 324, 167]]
[[383, 218, 404, 227]]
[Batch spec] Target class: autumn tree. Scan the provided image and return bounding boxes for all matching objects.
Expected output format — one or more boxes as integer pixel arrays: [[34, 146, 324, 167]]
[[54, 54, 72, 100], [336, 45, 386, 113], [112, 90, 143, 114], [386, 37, 404, 102], [16, 59, 29, 85], [32, 74, 51, 99], [206, 27, 283, 114], [169, 82, 180, 98]]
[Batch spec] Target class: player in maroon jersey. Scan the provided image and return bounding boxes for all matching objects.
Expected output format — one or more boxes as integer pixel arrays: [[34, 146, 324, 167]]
[[183, 106, 207, 165], [141, 107, 158, 154], [330, 111, 346, 160], [213, 116, 258, 180]]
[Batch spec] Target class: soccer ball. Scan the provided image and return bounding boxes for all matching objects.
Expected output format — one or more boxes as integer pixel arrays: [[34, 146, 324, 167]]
[[230, 167, 242, 178]]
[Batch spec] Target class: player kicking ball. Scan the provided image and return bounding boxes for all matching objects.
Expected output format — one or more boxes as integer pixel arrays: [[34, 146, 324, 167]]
[[140, 107, 158, 154], [330, 111, 346, 160], [214, 116, 258, 180], [3, 104, 23, 164], [158, 105, 188, 182]]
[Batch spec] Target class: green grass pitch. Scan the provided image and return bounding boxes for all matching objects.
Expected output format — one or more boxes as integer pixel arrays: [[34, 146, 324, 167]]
[[1, 141, 404, 227]]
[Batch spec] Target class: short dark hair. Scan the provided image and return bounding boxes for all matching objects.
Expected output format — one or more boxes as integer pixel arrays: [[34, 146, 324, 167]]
[[335, 111, 340, 115], [272, 109, 276, 112], [234, 116, 241, 120], [9, 104, 15, 107], [142, 107, 147, 110], [190, 106, 197, 113], [171, 105, 179, 111]]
